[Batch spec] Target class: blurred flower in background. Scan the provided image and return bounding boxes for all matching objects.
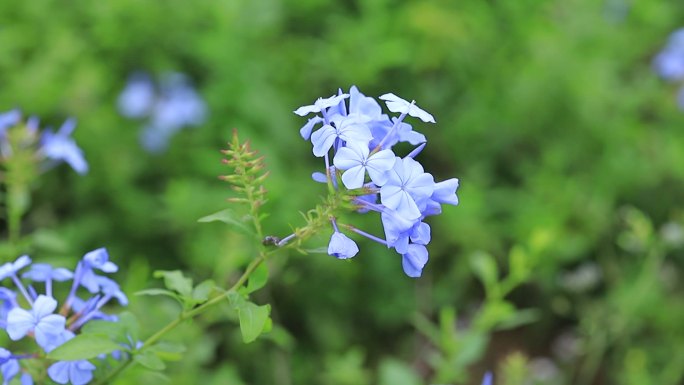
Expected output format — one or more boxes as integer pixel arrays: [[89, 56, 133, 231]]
[[0, 110, 88, 175], [118, 72, 207, 153], [654, 28, 684, 109]]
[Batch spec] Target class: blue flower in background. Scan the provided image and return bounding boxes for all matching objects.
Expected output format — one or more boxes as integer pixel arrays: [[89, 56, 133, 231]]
[[0, 111, 89, 176], [654, 29, 684, 81], [653, 28, 684, 110], [118, 71, 207, 153], [117, 72, 155, 119], [40, 118, 89, 175]]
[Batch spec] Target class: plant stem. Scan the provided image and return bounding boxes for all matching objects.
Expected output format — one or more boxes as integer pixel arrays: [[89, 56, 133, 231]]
[[95, 255, 266, 385]]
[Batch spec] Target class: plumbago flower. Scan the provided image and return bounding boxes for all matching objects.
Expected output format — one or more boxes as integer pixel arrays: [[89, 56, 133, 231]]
[[0, 109, 88, 175], [654, 28, 684, 109], [0, 250, 127, 384], [118, 71, 207, 153], [284, 86, 459, 277]]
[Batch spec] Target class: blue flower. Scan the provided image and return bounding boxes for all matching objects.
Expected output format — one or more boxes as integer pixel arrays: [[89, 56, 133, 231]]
[[117, 73, 155, 118], [118, 71, 207, 153], [380, 157, 435, 220], [0, 347, 20, 385], [333, 141, 395, 189], [0, 256, 31, 281], [378, 93, 435, 123], [73, 248, 116, 294], [0, 110, 21, 140], [401, 244, 429, 278], [45, 331, 97, 385], [310, 119, 372, 157], [481, 372, 493, 385], [423, 178, 460, 216], [22, 264, 73, 298], [299, 116, 324, 140], [654, 28, 684, 81], [82, 248, 117, 273], [40, 119, 88, 175], [6, 295, 66, 349], [48, 354, 96, 385], [294, 93, 349, 117], [0, 288, 18, 328], [328, 231, 359, 259]]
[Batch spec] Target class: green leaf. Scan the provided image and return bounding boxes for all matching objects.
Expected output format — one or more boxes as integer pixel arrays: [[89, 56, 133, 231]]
[[153, 270, 193, 297], [134, 350, 166, 371], [197, 209, 254, 235], [148, 341, 186, 361], [136, 288, 182, 301], [236, 301, 271, 343], [47, 334, 122, 360], [470, 251, 499, 297], [242, 263, 268, 294], [119, 311, 141, 343], [81, 320, 127, 342], [495, 308, 540, 330], [192, 279, 216, 303]]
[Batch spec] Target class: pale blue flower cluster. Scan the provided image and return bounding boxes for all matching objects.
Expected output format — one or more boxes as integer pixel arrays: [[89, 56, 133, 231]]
[[118, 72, 207, 153], [654, 28, 684, 109], [294, 86, 459, 277], [0, 249, 126, 385], [0, 110, 88, 174]]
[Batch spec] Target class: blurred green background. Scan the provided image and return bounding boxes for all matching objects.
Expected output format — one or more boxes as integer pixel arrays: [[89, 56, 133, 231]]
[[1, 0, 684, 384]]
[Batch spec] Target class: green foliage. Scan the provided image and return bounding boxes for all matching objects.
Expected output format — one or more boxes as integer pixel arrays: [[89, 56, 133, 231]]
[[47, 334, 123, 361], [2, 0, 684, 384]]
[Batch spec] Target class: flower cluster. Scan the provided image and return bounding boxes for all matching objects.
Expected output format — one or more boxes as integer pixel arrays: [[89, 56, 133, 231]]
[[293, 86, 459, 277], [0, 110, 88, 175], [0, 249, 126, 385], [654, 28, 684, 109], [117, 72, 207, 153]]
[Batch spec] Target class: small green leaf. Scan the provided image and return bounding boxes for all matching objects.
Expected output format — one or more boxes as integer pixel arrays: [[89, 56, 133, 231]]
[[198, 209, 254, 235], [148, 341, 186, 361], [134, 350, 166, 371], [236, 301, 271, 343], [470, 251, 499, 296], [243, 263, 268, 294], [136, 288, 182, 300], [47, 334, 122, 360], [81, 320, 127, 342], [495, 308, 540, 330], [192, 279, 216, 303], [153, 270, 193, 297], [119, 311, 140, 343]]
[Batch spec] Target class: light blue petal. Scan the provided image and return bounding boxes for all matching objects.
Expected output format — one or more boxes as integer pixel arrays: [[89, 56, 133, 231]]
[[401, 244, 429, 278], [70, 360, 95, 385], [47, 361, 70, 384], [333, 145, 362, 170], [6, 308, 34, 340], [379, 93, 435, 123], [311, 125, 337, 157], [432, 178, 459, 205], [328, 232, 359, 259], [32, 295, 58, 318], [341, 166, 366, 189]]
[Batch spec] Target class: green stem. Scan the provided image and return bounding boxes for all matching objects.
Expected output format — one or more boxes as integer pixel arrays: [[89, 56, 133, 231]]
[[95, 256, 266, 385]]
